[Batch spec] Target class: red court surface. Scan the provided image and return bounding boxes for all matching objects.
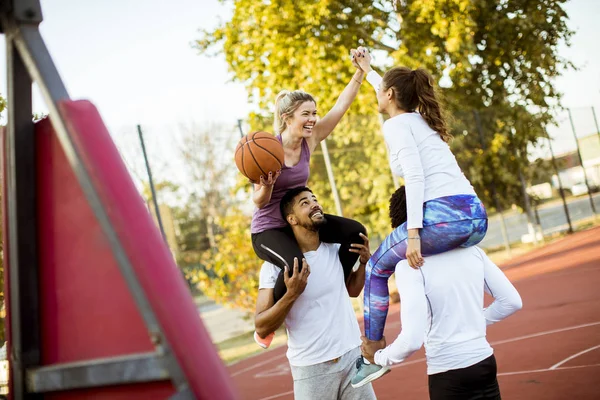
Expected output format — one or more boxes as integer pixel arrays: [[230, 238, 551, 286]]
[[228, 226, 600, 399]]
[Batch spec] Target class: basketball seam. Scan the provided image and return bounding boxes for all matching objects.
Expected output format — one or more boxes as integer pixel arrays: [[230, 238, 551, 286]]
[[246, 140, 269, 178], [238, 137, 251, 180], [253, 135, 280, 144], [252, 139, 284, 169], [250, 131, 280, 144]]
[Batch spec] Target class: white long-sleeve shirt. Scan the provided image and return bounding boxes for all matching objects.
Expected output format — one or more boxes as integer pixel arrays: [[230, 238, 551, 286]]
[[366, 71, 475, 229], [373, 246, 522, 374]]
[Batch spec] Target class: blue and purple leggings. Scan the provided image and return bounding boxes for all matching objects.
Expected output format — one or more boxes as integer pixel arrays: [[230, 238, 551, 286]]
[[364, 194, 488, 341]]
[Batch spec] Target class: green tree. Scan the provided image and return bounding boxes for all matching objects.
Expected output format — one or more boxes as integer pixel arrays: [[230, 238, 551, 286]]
[[199, 0, 573, 214], [197, 0, 397, 236], [195, 0, 574, 308], [390, 0, 573, 210], [187, 206, 258, 311]]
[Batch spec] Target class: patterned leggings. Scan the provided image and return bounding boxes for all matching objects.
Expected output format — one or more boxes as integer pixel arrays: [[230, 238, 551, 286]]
[[364, 195, 488, 341]]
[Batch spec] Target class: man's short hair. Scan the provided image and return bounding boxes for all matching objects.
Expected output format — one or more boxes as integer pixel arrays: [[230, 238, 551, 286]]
[[389, 186, 407, 229], [280, 186, 313, 222]]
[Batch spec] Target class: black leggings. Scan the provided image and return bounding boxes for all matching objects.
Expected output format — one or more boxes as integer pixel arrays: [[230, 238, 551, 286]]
[[251, 214, 366, 302], [428, 354, 501, 400]]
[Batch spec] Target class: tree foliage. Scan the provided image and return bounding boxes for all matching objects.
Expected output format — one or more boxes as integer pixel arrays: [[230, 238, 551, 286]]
[[390, 0, 573, 210], [187, 207, 258, 311], [197, 1, 398, 235], [198, 0, 573, 214], [194, 0, 574, 307]]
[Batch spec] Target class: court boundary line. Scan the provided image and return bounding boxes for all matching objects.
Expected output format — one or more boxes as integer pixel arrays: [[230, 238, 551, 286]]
[[231, 353, 287, 377], [499, 363, 600, 376], [257, 390, 294, 400], [255, 364, 600, 400], [388, 321, 600, 370], [246, 321, 600, 400], [550, 344, 600, 370]]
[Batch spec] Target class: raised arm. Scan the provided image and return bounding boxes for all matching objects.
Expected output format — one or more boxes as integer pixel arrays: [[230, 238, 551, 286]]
[[307, 69, 365, 152], [353, 47, 381, 93], [477, 248, 523, 325], [254, 259, 310, 338]]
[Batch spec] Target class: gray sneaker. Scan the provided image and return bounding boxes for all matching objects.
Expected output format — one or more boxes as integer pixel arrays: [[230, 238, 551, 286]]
[[351, 357, 390, 388]]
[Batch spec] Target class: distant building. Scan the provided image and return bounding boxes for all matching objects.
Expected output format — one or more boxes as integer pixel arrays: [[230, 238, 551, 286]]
[[552, 133, 600, 190], [529, 133, 600, 199]]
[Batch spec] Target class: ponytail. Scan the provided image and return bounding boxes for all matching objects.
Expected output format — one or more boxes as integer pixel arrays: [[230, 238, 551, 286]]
[[273, 90, 290, 135], [382, 67, 452, 143], [413, 69, 452, 143]]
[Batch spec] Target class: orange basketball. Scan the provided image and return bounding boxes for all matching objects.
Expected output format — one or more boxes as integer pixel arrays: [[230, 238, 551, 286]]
[[235, 131, 285, 183]]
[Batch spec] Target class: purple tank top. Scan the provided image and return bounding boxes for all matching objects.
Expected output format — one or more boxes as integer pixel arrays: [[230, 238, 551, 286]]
[[251, 136, 311, 233]]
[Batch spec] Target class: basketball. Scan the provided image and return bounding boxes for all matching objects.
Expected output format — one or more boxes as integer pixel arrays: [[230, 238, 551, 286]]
[[235, 131, 285, 183]]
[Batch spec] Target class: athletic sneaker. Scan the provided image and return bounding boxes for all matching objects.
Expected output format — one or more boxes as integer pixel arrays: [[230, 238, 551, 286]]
[[254, 331, 275, 349], [351, 357, 390, 388]]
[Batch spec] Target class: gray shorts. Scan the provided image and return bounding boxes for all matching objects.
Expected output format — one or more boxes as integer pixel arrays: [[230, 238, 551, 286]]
[[290, 347, 377, 400]]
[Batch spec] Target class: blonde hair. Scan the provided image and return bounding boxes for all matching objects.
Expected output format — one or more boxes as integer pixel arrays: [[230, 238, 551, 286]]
[[273, 90, 316, 135]]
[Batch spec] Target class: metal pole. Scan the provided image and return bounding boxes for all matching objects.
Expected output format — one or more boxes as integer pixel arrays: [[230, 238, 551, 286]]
[[137, 124, 167, 240], [547, 136, 574, 233], [510, 129, 539, 245], [474, 111, 511, 255], [1, 6, 196, 395], [6, 27, 43, 400], [567, 109, 597, 215], [237, 119, 244, 138], [518, 169, 539, 245], [592, 107, 600, 141], [320, 139, 344, 216]]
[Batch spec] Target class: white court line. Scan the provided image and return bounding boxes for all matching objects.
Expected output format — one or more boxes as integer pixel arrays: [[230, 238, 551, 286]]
[[389, 321, 600, 370], [498, 363, 600, 377], [550, 345, 600, 370], [490, 321, 600, 346], [254, 364, 600, 400], [391, 356, 426, 370], [257, 390, 294, 400], [231, 353, 286, 377], [243, 321, 600, 400]]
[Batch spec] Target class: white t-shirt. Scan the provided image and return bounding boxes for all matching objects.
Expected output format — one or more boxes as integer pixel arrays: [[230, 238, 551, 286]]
[[366, 71, 476, 230], [259, 243, 361, 366], [374, 246, 522, 374]]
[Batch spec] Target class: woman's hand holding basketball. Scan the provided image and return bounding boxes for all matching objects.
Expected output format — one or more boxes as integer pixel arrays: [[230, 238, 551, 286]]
[[255, 170, 281, 187]]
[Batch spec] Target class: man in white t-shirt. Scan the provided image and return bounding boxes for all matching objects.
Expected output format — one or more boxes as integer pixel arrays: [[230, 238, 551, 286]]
[[359, 186, 522, 399], [254, 186, 377, 400]]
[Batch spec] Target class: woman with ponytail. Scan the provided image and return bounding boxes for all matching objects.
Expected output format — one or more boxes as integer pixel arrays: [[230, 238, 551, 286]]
[[349, 47, 488, 387], [251, 62, 368, 349]]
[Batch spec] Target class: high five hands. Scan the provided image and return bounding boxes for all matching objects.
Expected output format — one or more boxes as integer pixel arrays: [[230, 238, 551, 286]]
[[350, 46, 373, 73]]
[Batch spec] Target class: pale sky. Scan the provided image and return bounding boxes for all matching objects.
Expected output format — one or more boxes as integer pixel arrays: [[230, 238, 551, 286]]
[[1, 0, 598, 183]]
